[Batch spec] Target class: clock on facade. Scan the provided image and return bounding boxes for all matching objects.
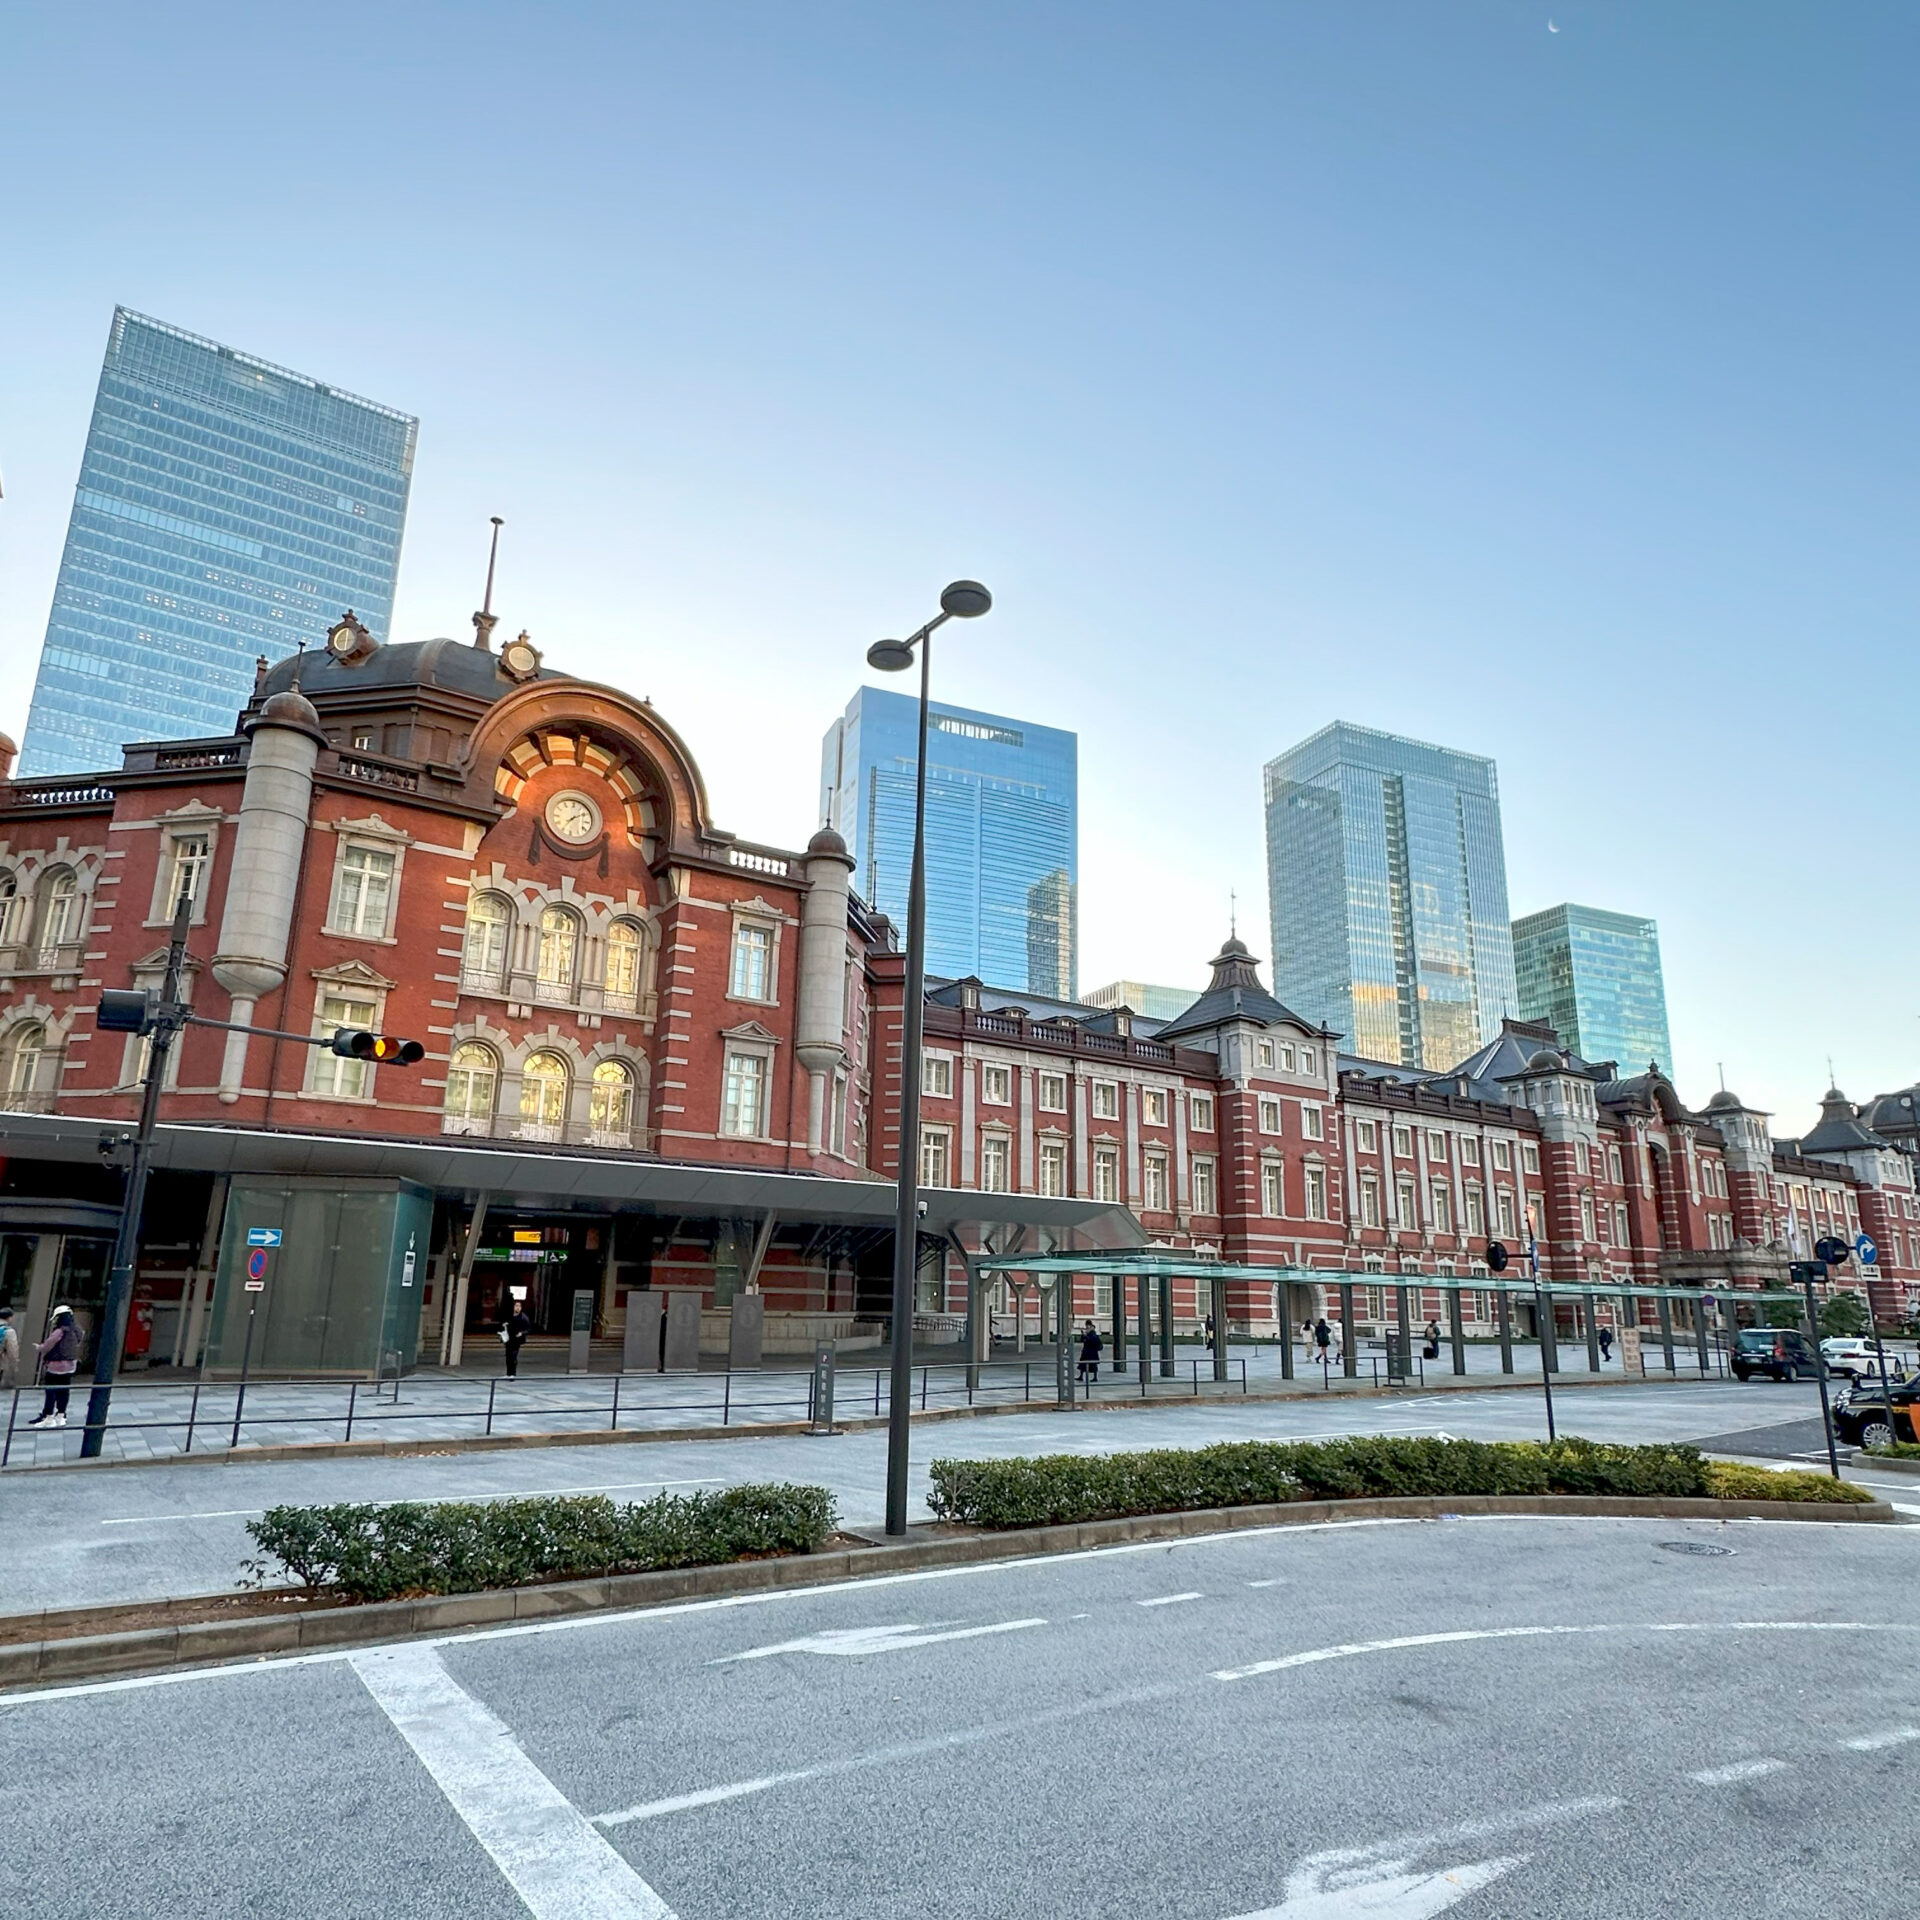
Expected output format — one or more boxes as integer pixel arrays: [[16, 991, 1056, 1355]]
[[501, 631, 542, 682], [325, 611, 374, 662], [545, 792, 600, 843]]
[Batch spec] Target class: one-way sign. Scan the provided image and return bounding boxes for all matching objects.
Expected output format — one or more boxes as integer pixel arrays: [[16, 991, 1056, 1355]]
[[246, 1227, 283, 1248]]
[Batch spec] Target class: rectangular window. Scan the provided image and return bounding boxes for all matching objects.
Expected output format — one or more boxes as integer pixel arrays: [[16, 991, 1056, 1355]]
[[1356, 1119, 1378, 1152], [730, 923, 773, 999], [1360, 1174, 1381, 1228], [1262, 1161, 1284, 1216], [1038, 1139, 1067, 1197], [1189, 1093, 1214, 1132], [981, 1063, 1011, 1105], [1092, 1079, 1119, 1119], [919, 1126, 951, 1187], [1522, 1142, 1540, 1174], [1429, 1181, 1451, 1234], [1575, 1139, 1590, 1175], [1392, 1125, 1413, 1158], [1491, 1139, 1512, 1170], [1426, 1130, 1447, 1161], [1258, 1096, 1282, 1134], [1141, 1087, 1169, 1127], [1301, 1103, 1323, 1140], [311, 990, 377, 1097], [1365, 1285, 1386, 1320], [1037, 1071, 1068, 1113], [1459, 1137, 1480, 1166], [1191, 1155, 1217, 1214], [1497, 1189, 1517, 1235], [1279, 1044, 1296, 1071], [722, 1051, 767, 1137], [979, 1133, 1010, 1192], [922, 1053, 953, 1098], [1608, 1145, 1624, 1184], [1397, 1177, 1417, 1225], [1257, 1040, 1276, 1069], [1614, 1203, 1630, 1244], [1300, 1046, 1316, 1073], [1305, 1165, 1327, 1220], [1143, 1152, 1169, 1212], [1581, 1195, 1596, 1239], [332, 844, 395, 938], [163, 832, 211, 913], [1465, 1185, 1485, 1234], [1092, 1144, 1119, 1203], [830, 1073, 849, 1156]]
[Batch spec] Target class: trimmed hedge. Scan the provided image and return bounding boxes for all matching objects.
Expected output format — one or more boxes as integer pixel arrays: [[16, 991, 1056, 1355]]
[[245, 1483, 836, 1601], [926, 1437, 1872, 1528], [1865, 1441, 1920, 1460], [1703, 1461, 1875, 1504]]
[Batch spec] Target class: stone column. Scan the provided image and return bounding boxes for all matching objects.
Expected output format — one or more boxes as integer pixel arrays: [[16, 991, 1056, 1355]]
[[794, 828, 853, 1152]]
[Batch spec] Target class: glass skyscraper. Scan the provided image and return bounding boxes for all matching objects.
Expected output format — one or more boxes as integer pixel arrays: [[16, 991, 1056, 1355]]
[[821, 689, 1078, 997], [1264, 721, 1517, 1069], [1512, 903, 1673, 1076], [19, 308, 417, 777]]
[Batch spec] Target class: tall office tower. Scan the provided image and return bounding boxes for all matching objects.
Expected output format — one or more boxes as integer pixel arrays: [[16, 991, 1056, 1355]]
[[19, 308, 417, 777], [1264, 721, 1517, 1070], [1083, 980, 1201, 1022], [820, 688, 1078, 997], [1511, 903, 1673, 1075]]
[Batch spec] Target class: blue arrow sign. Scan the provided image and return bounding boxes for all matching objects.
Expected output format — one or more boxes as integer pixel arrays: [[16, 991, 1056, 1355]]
[[1856, 1233, 1878, 1266], [246, 1227, 283, 1248]]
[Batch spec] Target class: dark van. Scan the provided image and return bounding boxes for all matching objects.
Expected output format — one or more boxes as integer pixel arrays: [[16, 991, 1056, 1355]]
[[1731, 1327, 1818, 1383]]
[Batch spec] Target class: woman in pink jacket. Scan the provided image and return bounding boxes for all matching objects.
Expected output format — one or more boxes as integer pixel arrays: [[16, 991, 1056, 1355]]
[[29, 1304, 81, 1429]]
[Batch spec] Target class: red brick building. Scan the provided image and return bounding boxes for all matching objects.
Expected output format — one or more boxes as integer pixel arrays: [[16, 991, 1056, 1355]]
[[0, 617, 1911, 1367]]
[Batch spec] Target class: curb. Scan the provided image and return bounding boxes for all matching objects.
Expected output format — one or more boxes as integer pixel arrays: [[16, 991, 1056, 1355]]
[[0, 1492, 1891, 1694], [1857, 1452, 1920, 1478], [7, 1367, 1712, 1476]]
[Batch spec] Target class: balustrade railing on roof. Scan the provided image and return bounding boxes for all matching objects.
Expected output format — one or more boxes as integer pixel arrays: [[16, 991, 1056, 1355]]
[[727, 846, 790, 878], [337, 755, 420, 793], [154, 747, 241, 771], [10, 785, 114, 807]]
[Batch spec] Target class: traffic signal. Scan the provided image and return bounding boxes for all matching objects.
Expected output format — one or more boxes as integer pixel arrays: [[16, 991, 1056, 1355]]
[[329, 1029, 426, 1065], [1486, 1241, 1509, 1272], [97, 988, 157, 1034], [1813, 1236, 1852, 1267]]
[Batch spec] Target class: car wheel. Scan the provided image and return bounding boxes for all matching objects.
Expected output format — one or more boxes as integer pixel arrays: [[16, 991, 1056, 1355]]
[[1859, 1416, 1895, 1450]]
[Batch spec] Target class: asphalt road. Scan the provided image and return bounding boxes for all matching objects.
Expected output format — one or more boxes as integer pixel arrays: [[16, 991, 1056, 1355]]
[[10, 1378, 1913, 1617], [5, 1515, 1919, 1917]]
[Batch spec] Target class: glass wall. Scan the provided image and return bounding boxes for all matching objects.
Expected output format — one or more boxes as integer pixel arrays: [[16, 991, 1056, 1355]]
[[20, 308, 417, 777], [1512, 903, 1673, 1074]]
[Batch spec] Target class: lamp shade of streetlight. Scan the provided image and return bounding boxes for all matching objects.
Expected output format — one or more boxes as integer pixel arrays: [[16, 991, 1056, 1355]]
[[939, 580, 993, 618], [866, 637, 916, 672]]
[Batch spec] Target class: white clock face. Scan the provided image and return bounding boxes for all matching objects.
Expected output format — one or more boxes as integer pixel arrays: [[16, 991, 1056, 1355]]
[[546, 793, 599, 843]]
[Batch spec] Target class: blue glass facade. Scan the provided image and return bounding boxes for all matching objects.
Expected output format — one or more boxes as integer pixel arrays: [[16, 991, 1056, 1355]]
[[1512, 903, 1673, 1076], [1264, 722, 1517, 1069], [19, 309, 417, 777], [820, 689, 1078, 997]]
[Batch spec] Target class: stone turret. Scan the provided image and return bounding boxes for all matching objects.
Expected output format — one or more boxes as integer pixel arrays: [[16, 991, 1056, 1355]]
[[795, 826, 855, 1152], [211, 688, 325, 1102]]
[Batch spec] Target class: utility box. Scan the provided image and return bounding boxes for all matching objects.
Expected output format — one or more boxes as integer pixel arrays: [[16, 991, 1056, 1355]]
[[204, 1177, 432, 1379]]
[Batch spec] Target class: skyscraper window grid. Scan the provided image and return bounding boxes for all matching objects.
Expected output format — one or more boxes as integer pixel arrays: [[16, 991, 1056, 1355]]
[[19, 308, 417, 777], [1512, 903, 1674, 1075], [1264, 721, 1517, 1069]]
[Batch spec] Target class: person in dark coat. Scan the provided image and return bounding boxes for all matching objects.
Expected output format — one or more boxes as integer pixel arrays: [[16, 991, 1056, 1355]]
[[501, 1301, 533, 1377], [1423, 1319, 1442, 1361], [1077, 1320, 1102, 1386], [1313, 1318, 1333, 1367], [1598, 1325, 1614, 1363]]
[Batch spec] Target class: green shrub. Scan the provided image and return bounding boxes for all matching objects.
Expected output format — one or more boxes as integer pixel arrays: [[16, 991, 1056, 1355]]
[[924, 1434, 1886, 1527], [1864, 1440, 1920, 1459], [245, 1482, 836, 1601], [1704, 1461, 1875, 1504]]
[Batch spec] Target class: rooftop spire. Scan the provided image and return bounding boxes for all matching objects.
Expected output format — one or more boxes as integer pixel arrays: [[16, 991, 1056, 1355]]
[[473, 515, 504, 651]]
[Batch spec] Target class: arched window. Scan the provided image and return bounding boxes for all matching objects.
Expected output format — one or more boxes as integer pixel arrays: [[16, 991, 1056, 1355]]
[[2, 1023, 46, 1106], [604, 920, 643, 1011], [443, 1042, 499, 1135], [0, 874, 20, 950], [36, 869, 80, 965], [519, 1051, 569, 1140], [589, 1060, 635, 1144], [462, 893, 513, 989], [535, 906, 579, 1002]]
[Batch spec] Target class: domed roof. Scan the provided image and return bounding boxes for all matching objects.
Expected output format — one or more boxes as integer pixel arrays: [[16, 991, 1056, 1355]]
[[1705, 1088, 1742, 1110], [261, 638, 553, 704], [1526, 1048, 1564, 1071], [807, 825, 849, 858], [255, 688, 321, 730]]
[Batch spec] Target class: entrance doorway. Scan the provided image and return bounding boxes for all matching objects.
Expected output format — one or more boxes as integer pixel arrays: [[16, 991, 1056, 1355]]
[[465, 1214, 609, 1336]]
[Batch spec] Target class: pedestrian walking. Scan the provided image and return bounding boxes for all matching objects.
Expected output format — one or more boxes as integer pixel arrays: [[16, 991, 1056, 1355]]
[[1313, 1317, 1333, 1368], [0, 1306, 18, 1391], [28, 1304, 81, 1428], [1423, 1318, 1441, 1362], [1598, 1325, 1614, 1363], [1077, 1320, 1102, 1386], [500, 1300, 532, 1378], [1204, 1313, 1217, 1356]]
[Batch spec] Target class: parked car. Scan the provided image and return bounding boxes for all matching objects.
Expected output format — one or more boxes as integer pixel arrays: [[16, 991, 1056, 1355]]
[[1833, 1372, 1920, 1450], [1731, 1327, 1820, 1382], [1821, 1338, 1914, 1383]]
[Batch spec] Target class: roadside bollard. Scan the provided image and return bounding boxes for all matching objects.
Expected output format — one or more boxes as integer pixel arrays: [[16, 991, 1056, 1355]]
[[810, 1340, 836, 1434]]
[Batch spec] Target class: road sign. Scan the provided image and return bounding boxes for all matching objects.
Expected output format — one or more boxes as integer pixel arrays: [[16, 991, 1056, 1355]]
[[245, 1248, 270, 1281], [1702, 1293, 1716, 1309], [1857, 1233, 1879, 1266], [246, 1227, 283, 1248]]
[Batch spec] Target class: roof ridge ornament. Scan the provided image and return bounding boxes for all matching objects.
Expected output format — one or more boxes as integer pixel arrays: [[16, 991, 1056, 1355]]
[[473, 516, 503, 652]]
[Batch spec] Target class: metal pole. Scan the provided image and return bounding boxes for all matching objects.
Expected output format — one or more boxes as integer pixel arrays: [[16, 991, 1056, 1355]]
[[1657, 1290, 1676, 1373], [883, 632, 933, 1537], [1158, 1272, 1174, 1378], [1340, 1282, 1357, 1377], [1210, 1274, 1229, 1382], [1136, 1270, 1151, 1387], [1540, 1289, 1560, 1374], [1534, 1279, 1557, 1442], [81, 892, 192, 1458], [1111, 1269, 1126, 1374], [1277, 1282, 1294, 1380], [1447, 1284, 1467, 1376], [1584, 1292, 1602, 1372], [1803, 1268, 1841, 1479], [229, 1298, 258, 1451], [1056, 1281, 1073, 1407], [1497, 1288, 1514, 1373]]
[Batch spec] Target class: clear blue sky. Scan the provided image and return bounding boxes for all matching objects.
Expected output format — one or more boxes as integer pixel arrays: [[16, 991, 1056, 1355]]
[[1, 3, 1913, 1129]]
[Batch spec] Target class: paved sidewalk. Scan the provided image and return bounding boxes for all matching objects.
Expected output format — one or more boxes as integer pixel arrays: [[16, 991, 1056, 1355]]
[[0, 1376, 1817, 1620], [2, 1334, 1722, 1470]]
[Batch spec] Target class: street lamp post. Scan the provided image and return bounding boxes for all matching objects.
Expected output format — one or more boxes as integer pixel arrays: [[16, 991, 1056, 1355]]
[[868, 580, 992, 1538]]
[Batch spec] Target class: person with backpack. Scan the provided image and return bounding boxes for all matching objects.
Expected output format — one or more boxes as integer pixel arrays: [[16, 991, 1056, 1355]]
[[1077, 1320, 1102, 1387], [28, 1304, 81, 1428], [0, 1306, 18, 1391], [1423, 1318, 1442, 1362]]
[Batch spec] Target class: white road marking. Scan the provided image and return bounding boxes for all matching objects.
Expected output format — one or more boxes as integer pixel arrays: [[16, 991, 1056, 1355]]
[[1843, 1726, 1920, 1751], [1138, 1592, 1203, 1608], [1247, 1580, 1286, 1589], [1216, 1621, 1917, 1682], [350, 1643, 675, 1919], [1689, 1758, 1787, 1785], [99, 1479, 726, 1526], [708, 1617, 1046, 1662]]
